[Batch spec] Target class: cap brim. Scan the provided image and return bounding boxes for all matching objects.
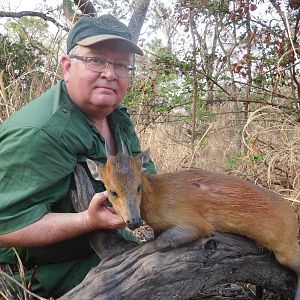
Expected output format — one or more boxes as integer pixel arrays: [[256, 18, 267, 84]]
[[77, 34, 143, 55]]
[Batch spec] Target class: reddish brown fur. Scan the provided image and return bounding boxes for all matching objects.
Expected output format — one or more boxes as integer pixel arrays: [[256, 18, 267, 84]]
[[89, 151, 300, 299], [141, 171, 298, 258]]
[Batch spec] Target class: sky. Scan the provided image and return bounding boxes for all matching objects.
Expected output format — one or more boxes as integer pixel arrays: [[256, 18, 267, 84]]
[[1, 0, 60, 11]]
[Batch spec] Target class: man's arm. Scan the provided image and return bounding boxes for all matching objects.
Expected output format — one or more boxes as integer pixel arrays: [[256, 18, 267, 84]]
[[0, 192, 125, 248]]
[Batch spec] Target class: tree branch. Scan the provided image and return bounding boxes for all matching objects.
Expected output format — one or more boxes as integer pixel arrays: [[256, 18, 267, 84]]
[[0, 11, 69, 32]]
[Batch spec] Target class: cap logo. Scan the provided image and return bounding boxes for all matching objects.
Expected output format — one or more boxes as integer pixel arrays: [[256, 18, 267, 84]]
[[94, 15, 129, 34]]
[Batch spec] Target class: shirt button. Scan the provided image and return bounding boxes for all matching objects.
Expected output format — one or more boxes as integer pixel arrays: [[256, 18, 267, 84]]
[[62, 108, 68, 113]]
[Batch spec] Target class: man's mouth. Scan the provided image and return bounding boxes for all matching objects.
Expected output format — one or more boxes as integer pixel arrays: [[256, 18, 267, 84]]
[[96, 86, 116, 93]]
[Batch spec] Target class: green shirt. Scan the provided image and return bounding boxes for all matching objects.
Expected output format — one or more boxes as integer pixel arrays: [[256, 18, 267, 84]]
[[0, 80, 156, 296]]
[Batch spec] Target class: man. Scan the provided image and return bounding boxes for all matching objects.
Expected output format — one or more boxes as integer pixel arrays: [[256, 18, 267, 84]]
[[0, 14, 156, 298]]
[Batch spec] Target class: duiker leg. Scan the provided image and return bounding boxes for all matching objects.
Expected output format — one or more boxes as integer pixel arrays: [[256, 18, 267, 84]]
[[156, 223, 212, 251]]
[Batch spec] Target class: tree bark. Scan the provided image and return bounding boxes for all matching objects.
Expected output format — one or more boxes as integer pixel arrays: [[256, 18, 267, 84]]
[[188, 5, 198, 155], [58, 232, 296, 300], [63, 164, 297, 300], [128, 0, 151, 43]]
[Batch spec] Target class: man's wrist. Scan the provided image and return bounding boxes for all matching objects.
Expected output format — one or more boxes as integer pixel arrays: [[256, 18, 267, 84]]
[[82, 211, 96, 232]]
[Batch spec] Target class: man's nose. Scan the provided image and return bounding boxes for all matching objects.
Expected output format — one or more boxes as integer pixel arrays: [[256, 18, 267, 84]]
[[100, 62, 117, 80]]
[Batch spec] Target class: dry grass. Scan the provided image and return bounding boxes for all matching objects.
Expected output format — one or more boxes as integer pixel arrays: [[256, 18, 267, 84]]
[[242, 106, 299, 199], [137, 107, 240, 174], [0, 249, 51, 300], [137, 103, 300, 204]]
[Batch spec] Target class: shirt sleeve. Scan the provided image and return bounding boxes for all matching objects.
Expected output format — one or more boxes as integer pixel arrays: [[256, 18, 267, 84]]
[[0, 126, 76, 234]]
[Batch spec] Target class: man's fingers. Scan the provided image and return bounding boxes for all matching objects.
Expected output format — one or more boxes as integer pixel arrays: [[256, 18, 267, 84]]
[[92, 191, 108, 206], [87, 191, 126, 229], [106, 206, 117, 214]]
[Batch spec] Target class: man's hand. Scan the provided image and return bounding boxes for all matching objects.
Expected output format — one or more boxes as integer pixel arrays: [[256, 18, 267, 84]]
[[0, 191, 125, 248], [83, 191, 126, 231]]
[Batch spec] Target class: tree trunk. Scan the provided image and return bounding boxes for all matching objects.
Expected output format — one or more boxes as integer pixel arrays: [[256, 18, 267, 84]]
[[128, 0, 151, 44], [244, 0, 251, 138], [189, 5, 198, 155]]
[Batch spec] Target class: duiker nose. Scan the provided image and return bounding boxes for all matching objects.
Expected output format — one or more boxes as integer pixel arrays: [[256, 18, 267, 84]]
[[126, 218, 142, 230]]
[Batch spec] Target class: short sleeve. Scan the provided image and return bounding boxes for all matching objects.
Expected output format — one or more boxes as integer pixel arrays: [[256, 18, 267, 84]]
[[0, 126, 76, 234]]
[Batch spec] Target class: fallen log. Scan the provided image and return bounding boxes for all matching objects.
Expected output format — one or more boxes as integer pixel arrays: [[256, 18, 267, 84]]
[[58, 232, 296, 300], [60, 164, 296, 300]]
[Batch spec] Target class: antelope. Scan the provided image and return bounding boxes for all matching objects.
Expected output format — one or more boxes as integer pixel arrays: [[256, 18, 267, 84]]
[[87, 143, 300, 299]]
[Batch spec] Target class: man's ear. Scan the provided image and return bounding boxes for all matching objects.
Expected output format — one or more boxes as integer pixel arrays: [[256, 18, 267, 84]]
[[136, 149, 150, 172], [86, 159, 105, 181], [60, 55, 72, 81]]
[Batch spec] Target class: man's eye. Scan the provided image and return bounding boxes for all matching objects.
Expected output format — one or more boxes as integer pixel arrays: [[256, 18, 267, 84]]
[[115, 62, 129, 70], [89, 58, 106, 65]]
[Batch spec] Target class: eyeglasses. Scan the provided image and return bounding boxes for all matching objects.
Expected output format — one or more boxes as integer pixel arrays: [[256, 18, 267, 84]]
[[69, 55, 135, 78]]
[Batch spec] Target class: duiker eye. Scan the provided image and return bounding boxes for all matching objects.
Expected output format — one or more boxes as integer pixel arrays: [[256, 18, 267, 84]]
[[110, 190, 118, 197]]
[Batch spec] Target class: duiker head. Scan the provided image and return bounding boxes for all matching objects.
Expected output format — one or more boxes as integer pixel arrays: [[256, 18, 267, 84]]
[[87, 141, 150, 230]]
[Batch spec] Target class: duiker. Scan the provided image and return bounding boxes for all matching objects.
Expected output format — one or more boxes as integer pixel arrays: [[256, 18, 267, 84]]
[[87, 144, 300, 299]]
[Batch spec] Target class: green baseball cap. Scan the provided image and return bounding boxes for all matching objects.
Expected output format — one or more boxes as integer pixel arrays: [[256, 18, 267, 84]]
[[67, 14, 143, 55]]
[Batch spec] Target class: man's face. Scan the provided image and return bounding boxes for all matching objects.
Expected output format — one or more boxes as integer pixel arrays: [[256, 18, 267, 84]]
[[62, 40, 132, 118]]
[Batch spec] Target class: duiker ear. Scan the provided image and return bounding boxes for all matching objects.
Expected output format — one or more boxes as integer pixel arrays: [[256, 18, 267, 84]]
[[86, 159, 104, 181], [104, 140, 113, 157], [136, 149, 150, 172], [120, 139, 129, 155]]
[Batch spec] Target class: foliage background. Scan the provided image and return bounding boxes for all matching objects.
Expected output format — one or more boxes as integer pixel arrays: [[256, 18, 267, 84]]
[[0, 0, 299, 203]]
